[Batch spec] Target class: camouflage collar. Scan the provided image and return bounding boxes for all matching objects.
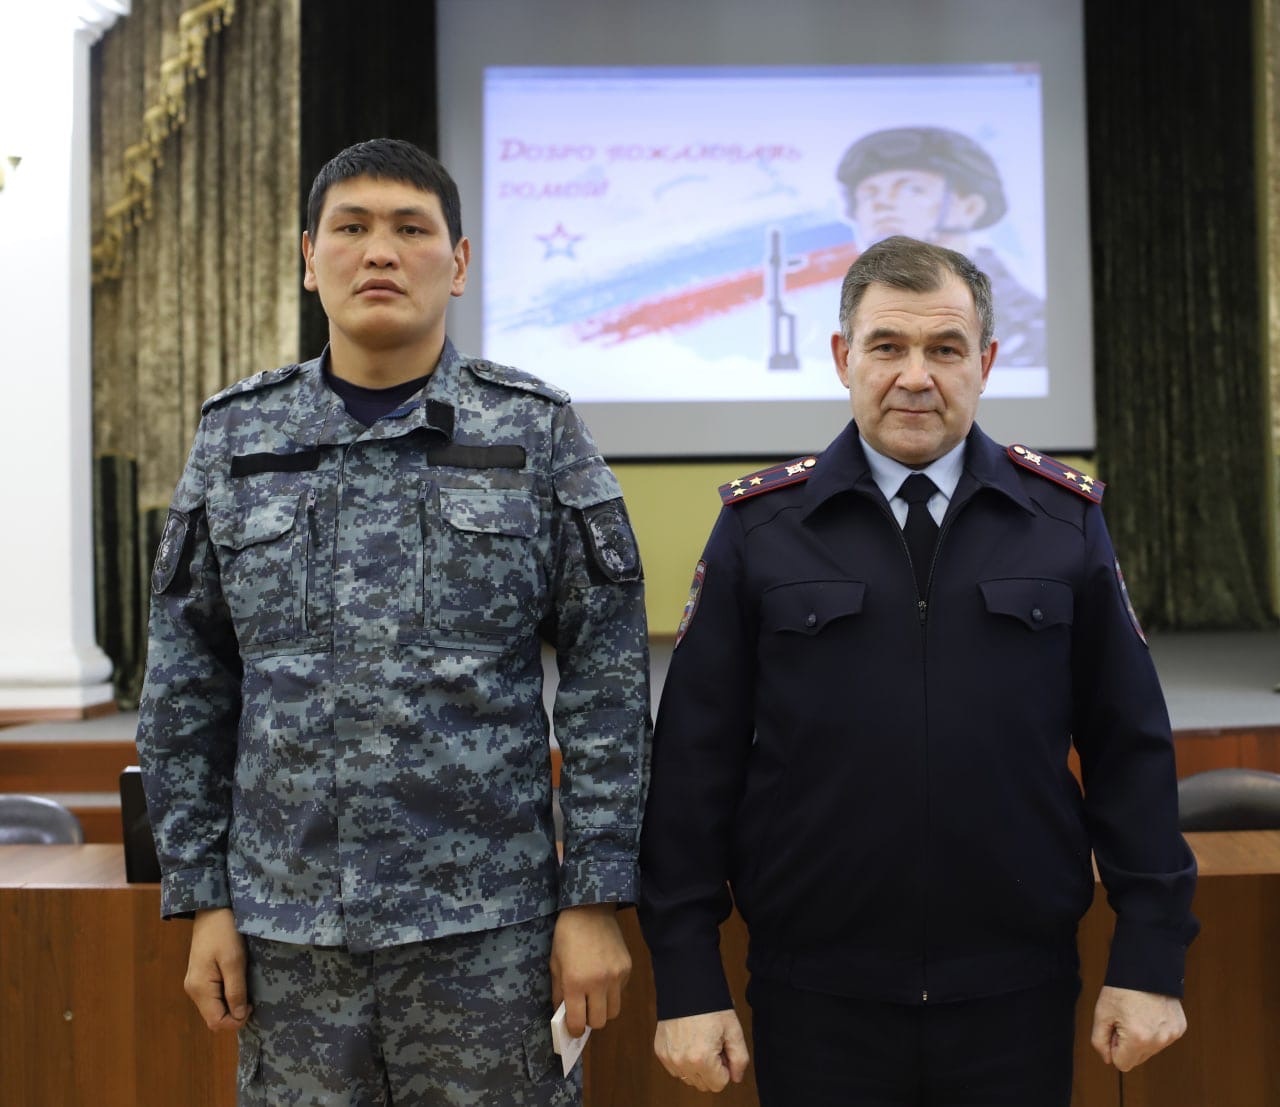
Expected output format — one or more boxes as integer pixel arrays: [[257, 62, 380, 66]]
[[281, 343, 459, 447]]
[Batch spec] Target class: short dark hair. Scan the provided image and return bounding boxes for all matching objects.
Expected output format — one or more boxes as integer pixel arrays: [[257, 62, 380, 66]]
[[306, 138, 463, 246], [838, 235, 995, 350]]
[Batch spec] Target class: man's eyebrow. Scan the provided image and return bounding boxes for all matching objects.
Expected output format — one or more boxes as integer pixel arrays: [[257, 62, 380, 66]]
[[860, 325, 971, 346], [327, 203, 435, 218]]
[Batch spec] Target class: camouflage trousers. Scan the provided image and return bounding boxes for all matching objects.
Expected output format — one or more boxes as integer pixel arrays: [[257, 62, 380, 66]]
[[237, 914, 579, 1106]]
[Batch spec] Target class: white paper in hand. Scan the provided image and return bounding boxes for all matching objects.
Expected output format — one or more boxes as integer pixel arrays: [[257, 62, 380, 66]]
[[550, 1001, 591, 1076]]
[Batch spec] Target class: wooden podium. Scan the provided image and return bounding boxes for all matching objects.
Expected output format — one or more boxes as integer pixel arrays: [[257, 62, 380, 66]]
[[2, 833, 1278, 1107], [0, 846, 237, 1107]]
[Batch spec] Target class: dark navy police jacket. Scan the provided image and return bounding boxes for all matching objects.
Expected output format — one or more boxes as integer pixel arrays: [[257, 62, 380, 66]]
[[639, 423, 1197, 1019]]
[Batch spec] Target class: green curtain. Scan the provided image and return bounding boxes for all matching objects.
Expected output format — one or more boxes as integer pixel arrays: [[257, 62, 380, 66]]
[[1085, 0, 1274, 628], [92, 0, 302, 705]]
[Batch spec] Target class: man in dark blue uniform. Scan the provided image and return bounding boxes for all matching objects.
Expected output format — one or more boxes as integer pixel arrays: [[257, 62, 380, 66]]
[[638, 236, 1196, 1105]]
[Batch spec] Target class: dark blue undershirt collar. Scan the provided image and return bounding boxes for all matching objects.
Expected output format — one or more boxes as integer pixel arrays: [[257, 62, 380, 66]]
[[323, 362, 432, 427]]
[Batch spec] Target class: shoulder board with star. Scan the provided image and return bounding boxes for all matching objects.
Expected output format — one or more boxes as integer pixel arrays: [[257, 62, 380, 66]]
[[1006, 444, 1105, 503], [201, 362, 304, 414], [719, 455, 819, 505]]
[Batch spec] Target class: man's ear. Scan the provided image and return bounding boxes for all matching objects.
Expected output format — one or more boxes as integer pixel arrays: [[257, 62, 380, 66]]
[[451, 236, 471, 298], [301, 231, 317, 292], [831, 332, 852, 389], [979, 338, 999, 391]]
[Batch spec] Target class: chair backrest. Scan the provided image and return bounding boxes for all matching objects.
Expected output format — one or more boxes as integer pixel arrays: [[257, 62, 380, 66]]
[[1178, 768, 1280, 832], [0, 794, 85, 845]]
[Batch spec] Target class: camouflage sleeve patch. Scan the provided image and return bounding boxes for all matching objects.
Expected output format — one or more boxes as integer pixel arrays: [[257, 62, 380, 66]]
[[582, 500, 643, 583], [554, 457, 641, 583], [1007, 445, 1105, 503], [152, 509, 193, 595], [719, 455, 819, 505]]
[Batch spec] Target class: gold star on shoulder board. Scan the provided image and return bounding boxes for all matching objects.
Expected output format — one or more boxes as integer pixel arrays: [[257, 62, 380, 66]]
[[719, 454, 820, 506], [1006, 444, 1106, 503]]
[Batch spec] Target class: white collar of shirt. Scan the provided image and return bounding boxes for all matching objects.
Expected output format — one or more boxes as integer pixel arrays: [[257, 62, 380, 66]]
[[860, 437, 966, 528]]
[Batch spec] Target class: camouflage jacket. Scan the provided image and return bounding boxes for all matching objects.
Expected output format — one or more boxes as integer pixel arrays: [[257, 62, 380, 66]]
[[137, 340, 651, 952]]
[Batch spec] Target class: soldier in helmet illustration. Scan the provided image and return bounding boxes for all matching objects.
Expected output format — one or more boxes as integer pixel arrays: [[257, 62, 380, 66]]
[[836, 126, 1045, 367]]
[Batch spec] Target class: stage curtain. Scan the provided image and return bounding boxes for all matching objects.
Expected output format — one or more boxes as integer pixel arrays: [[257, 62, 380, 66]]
[[1260, 0, 1280, 614], [91, 0, 301, 705], [1084, 0, 1273, 629]]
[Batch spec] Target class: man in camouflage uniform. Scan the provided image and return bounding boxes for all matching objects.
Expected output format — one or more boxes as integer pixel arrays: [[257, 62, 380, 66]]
[[137, 138, 651, 1105], [834, 126, 1046, 368]]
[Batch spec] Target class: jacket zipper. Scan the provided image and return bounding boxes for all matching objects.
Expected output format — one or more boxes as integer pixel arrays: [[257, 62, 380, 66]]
[[878, 493, 938, 1001], [915, 511, 960, 1003], [418, 496, 430, 622]]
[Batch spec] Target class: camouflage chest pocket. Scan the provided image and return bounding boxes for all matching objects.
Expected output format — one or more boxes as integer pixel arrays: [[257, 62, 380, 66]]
[[206, 489, 312, 645], [430, 487, 542, 650]]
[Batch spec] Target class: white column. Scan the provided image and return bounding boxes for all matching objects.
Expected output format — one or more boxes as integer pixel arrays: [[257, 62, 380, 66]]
[[0, 1, 128, 721]]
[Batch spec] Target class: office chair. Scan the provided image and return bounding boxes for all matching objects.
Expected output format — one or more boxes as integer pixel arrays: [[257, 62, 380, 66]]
[[0, 793, 85, 844], [1177, 768, 1280, 832]]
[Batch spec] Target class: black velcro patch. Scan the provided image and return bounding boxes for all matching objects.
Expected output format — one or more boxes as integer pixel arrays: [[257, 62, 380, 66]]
[[427, 444, 527, 469], [426, 400, 455, 438], [582, 500, 642, 583], [230, 450, 323, 477]]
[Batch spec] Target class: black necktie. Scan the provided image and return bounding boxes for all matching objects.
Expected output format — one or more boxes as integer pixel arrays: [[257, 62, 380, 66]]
[[898, 473, 939, 598]]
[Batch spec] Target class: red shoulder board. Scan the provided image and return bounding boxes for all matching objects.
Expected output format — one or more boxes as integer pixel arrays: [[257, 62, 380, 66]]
[[1007, 444, 1105, 503], [719, 456, 819, 505]]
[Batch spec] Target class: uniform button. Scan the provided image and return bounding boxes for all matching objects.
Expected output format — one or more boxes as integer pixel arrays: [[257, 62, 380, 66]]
[[1031, 607, 1044, 623], [805, 613, 818, 628]]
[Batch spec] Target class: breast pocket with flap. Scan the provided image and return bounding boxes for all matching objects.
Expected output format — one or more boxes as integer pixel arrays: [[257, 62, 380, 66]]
[[431, 487, 542, 649], [761, 579, 867, 636]]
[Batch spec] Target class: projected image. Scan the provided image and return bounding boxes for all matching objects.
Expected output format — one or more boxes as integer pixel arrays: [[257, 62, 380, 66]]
[[483, 65, 1045, 404], [834, 126, 1044, 369]]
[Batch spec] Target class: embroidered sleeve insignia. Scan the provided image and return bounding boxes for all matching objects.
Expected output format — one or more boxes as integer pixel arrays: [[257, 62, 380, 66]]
[[1007, 445, 1105, 503], [675, 560, 707, 648], [583, 500, 642, 583], [719, 456, 818, 505], [1115, 558, 1148, 646], [152, 509, 190, 595]]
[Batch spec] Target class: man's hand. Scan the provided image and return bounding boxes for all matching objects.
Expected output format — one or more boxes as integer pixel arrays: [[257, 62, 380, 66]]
[[655, 1010, 750, 1093], [1090, 985, 1186, 1071], [185, 907, 251, 1032], [550, 903, 632, 1036]]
